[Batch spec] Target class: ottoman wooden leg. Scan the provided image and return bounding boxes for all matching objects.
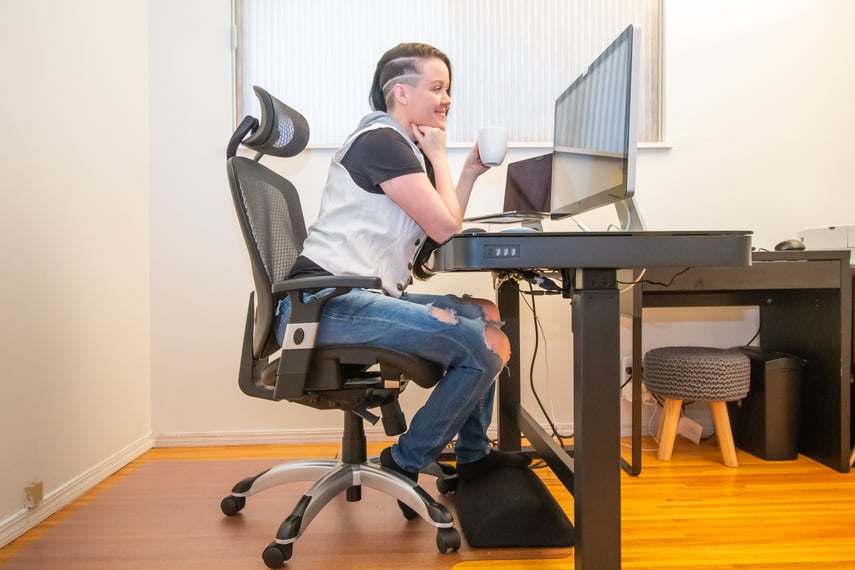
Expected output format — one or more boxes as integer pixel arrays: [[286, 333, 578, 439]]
[[710, 400, 738, 467], [657, 398, 683, 461]]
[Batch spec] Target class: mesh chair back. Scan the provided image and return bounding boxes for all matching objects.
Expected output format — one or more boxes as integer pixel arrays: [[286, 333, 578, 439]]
[[228, 159, 307, 360], [226, 88, 311, 360]]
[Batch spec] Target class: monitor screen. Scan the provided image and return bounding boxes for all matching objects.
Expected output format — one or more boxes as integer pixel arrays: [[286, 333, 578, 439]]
[[550, 25, 640, 218]]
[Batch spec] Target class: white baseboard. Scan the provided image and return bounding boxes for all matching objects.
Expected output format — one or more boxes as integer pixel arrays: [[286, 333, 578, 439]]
[[151, 422, 587, 449], [152, 426, 484, 448], [152, 428, 369, 448], [0, 433, 154, 549]]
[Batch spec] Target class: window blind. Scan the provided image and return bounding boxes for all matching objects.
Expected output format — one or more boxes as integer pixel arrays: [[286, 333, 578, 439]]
[[234, 0, 662, 145]]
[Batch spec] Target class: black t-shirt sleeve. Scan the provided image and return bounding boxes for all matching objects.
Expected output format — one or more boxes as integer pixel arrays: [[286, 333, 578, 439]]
[[340, 128, 427, 194]]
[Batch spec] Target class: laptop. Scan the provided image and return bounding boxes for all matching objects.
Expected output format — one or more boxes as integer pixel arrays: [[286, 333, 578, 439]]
[[465, 153, 553, 224]]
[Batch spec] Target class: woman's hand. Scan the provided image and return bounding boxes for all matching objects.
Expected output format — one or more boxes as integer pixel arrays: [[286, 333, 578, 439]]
[[411, 124, 447, 163], [412, 125, 489, 179], [463, 142, 490, 177]]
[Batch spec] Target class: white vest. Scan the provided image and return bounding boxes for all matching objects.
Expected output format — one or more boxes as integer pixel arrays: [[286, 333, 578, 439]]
[[299, 113, 427, 298]]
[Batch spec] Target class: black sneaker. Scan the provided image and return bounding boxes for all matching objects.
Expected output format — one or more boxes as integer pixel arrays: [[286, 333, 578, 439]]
[[380, 447, 419, 520]]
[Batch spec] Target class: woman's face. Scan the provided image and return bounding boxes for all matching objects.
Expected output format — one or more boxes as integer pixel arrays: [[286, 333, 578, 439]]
[[404, 57, 451, 129]]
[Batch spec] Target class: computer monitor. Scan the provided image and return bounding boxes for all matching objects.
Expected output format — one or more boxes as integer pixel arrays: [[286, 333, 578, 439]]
[[550, 24, 645, 230], [466, 25, 645, 230]]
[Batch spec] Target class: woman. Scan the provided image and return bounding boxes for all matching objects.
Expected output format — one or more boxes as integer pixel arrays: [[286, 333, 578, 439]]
[[276, 42, 530, 489]]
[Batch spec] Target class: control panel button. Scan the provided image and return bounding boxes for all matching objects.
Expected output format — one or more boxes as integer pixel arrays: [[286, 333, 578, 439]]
[[483, 244, 520, 258]]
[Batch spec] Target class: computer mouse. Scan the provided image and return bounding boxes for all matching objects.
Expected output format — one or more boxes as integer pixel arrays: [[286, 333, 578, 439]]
[[774, 238, 806, 251], [461, 227, 487, 234]]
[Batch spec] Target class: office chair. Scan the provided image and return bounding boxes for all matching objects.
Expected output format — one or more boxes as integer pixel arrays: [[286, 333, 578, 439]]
[[220, 86, 460, 568]]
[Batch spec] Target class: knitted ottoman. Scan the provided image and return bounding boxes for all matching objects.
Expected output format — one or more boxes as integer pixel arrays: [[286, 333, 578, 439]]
[[644, 346, 750, 467]]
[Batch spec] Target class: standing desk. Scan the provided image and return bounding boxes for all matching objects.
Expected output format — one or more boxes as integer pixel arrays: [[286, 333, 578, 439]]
[[433, 230, 752, 570], [623, 249, 852, 475]]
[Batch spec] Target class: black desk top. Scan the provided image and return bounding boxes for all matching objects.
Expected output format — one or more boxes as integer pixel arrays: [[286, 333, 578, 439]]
[[433, 230, 753, 272]]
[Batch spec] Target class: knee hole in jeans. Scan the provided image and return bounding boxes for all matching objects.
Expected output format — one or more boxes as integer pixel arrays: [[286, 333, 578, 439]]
[[484, 325, 511, 365], [430, 305, 509, 365]]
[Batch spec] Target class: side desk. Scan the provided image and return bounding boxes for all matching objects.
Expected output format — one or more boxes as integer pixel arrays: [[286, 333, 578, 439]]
[[624, 249, 852, 474]]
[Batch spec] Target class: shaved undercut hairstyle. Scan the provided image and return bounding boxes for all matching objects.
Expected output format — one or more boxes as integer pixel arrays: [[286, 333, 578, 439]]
[[369, 42, 452, 112]]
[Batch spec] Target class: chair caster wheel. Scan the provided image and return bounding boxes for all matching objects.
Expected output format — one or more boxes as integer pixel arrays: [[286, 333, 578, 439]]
[[220, 495, 246, 516], [436, 527, 461, 553], [262, 542, 292, 568]]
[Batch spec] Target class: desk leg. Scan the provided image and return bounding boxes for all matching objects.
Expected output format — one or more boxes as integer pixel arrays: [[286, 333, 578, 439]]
[[573, 269, 621, 570], [621, 275, 643, 476], [497, 279, 522, 451]]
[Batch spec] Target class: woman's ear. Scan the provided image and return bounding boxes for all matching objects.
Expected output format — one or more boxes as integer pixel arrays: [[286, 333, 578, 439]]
[[392, 83, 409, 106]]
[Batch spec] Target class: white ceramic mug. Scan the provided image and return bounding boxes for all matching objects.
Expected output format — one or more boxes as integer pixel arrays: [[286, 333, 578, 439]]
[[477, 127, 508, 167]]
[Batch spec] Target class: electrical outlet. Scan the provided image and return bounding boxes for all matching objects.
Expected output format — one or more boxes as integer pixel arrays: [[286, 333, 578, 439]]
[[620, 356, 633, 401], [25, 481, 43, 509], [677, 416, 703, 444]]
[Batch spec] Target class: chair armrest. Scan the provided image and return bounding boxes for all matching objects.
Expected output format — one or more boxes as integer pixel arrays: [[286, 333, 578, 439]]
[[271, 275, 381, 325], [272, 274, 382, 401], [271, 275, 381, 294]]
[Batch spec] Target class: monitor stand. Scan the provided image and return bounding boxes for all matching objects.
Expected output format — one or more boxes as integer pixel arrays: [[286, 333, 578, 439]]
[[615, 196, 646, 231], [522, 219, 544, 231]]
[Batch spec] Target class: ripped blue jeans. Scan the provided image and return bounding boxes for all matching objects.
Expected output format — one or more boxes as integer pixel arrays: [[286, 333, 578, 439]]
[[275, 289, 503, 472]]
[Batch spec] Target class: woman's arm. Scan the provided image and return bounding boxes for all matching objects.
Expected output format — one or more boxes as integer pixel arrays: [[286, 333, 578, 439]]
[[382, 125, 488, 243]]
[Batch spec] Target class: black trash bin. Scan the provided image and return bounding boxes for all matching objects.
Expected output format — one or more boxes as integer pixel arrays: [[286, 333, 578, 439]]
[[728, 346, 804, 460]]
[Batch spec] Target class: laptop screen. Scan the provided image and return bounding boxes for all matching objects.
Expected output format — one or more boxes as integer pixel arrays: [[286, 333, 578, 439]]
[[465, 153, 552, 225], [503, 153, 552, 213]]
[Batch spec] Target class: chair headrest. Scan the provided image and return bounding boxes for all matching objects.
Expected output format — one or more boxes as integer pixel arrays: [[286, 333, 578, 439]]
[[240, 86, 310, 158]]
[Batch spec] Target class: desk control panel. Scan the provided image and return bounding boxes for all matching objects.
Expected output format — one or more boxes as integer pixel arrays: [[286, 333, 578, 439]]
[[484, 244, 521, 259]]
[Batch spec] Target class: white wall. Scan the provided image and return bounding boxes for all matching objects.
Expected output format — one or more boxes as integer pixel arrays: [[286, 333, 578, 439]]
[[0, 0, 152, 541], [635, 0, 855, 431], [644, 0, 855, 241], [146, 0, 262, 437], [2, 0, 854, 547]]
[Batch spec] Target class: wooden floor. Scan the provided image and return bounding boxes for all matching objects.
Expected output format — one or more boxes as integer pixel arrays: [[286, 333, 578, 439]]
[[2, 437, 855, 569]]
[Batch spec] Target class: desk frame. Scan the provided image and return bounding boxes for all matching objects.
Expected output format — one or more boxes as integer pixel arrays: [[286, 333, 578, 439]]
[[434, 231, 752, 570], [497, 269, 621, 569]]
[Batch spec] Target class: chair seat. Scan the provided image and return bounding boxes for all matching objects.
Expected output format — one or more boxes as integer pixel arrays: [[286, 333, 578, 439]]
[[311, 346, 444, 390], [259, 346, 443, 391]]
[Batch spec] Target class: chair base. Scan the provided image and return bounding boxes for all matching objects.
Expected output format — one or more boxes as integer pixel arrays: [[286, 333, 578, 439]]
[[220, 413, 460, 568], [656, 397, 739, 467], [222, 457, 460, 567]]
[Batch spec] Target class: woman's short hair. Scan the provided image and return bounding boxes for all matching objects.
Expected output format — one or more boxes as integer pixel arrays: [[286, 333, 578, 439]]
[[370, 43, 452, 112]]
